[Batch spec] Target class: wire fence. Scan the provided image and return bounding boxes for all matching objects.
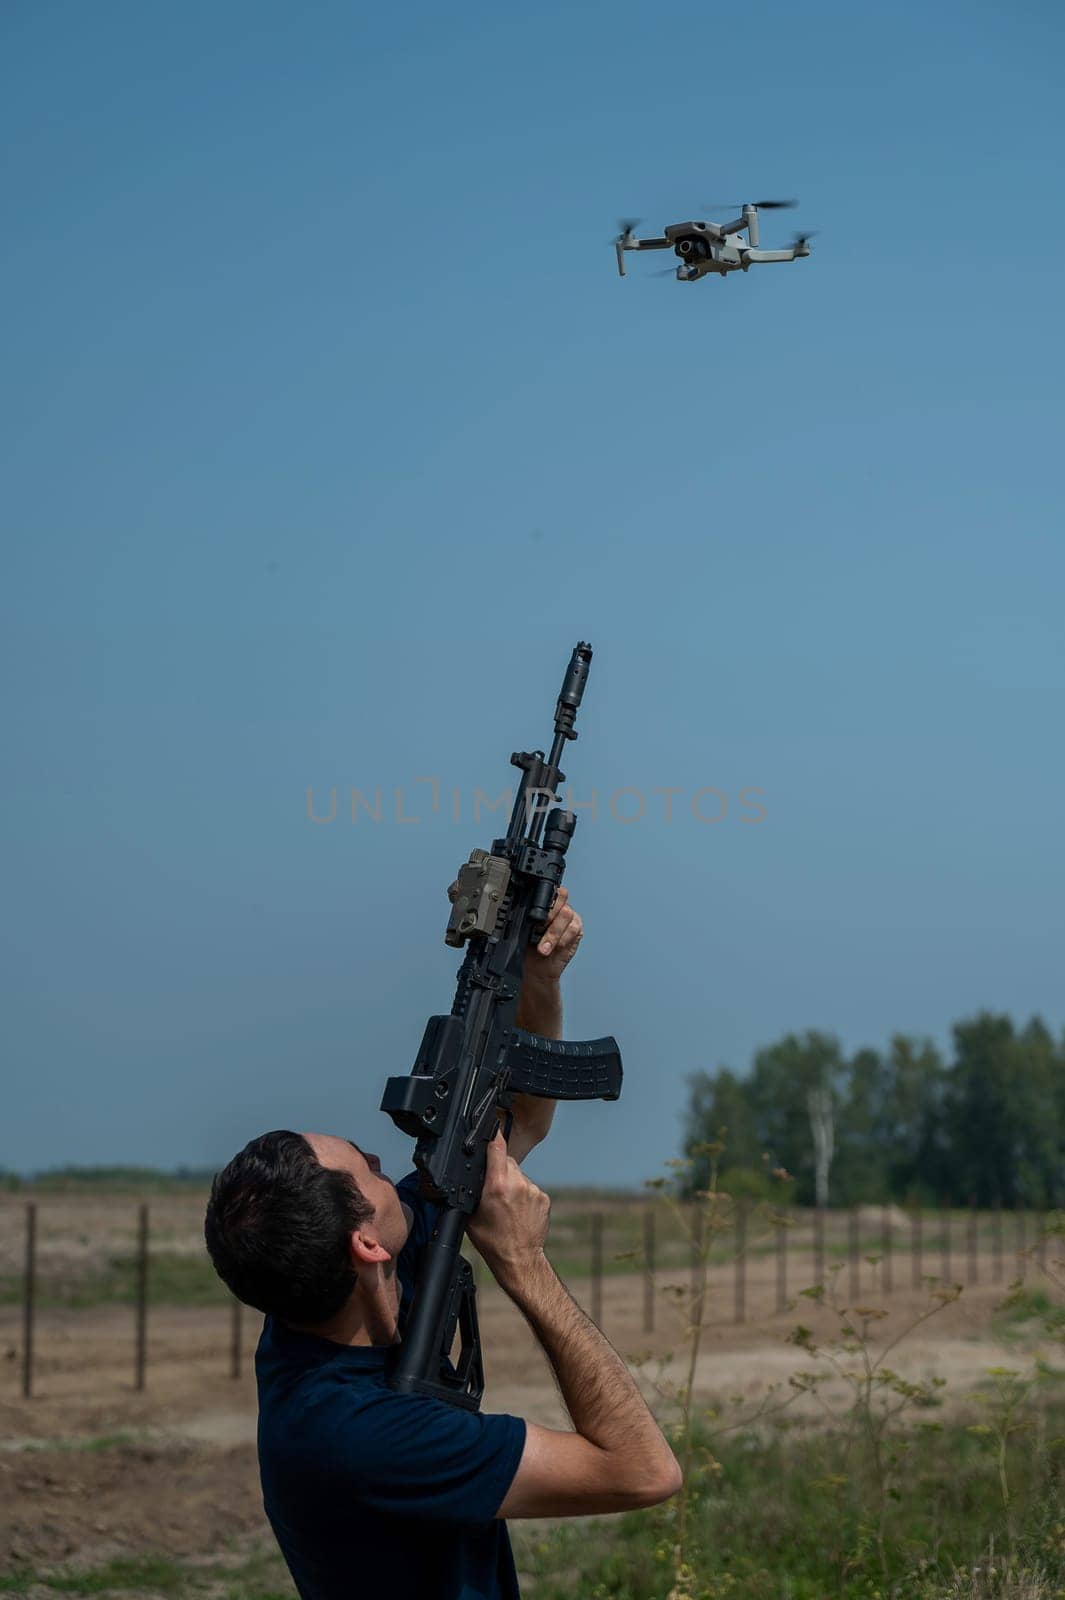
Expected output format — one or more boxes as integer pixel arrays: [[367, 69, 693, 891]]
[[2, 1196, 1055, 1398]]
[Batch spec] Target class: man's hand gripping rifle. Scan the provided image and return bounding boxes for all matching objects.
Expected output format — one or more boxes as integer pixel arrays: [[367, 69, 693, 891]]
[[380, 643, 623, 1410]]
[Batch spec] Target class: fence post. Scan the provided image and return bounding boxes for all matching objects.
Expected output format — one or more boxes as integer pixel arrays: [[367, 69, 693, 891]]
[[881, 1203, 893, 1295], [967, 1196, 979, 1285], [940, 1198, 952, 1284], [848, 1206, 860, 1301], [134, 1204, 149, 1391], [734, 1201, 747, 1324], [1016, 1204, 1027, 1282], [642, 1207, 655, 1334], [230, 1298, 243, 1379], [911, 1205, 922, 1288], [775, 1205, 788, 1313], [22, 1202, 37, 1401], [590, 1212, 603, 1328], [814, 1207, 825, 1289]]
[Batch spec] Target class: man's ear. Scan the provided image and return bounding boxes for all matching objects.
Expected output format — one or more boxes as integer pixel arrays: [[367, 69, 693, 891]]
[[350, 1229, 392, 1267]]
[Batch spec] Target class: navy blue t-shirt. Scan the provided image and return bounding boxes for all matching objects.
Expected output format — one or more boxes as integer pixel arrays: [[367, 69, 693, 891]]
[[256, 1173, 526, 1600]]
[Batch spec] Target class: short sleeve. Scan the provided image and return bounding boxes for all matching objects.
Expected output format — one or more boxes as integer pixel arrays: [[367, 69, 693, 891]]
[[323, 1389, 526, 1524]]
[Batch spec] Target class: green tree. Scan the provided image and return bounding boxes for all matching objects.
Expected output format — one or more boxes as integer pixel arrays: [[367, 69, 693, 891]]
[[681, 1014, 1062, 1210], [683, 1066, 761, 1193], [832, 1046, 890, 1202], [940, 1012, 1063, 1207], [746, 1031, 847, 1205], [880, 1034, 948, 1202], [1011, 1015, 1063, 1207]]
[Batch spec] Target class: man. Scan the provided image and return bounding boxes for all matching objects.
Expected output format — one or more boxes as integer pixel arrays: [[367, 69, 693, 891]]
[[205, 889, 680, 1600]]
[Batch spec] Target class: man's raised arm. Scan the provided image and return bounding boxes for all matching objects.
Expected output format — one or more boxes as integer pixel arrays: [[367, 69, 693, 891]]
[[468, 1134, 681, 1518], [509, 888, 583, 1163]]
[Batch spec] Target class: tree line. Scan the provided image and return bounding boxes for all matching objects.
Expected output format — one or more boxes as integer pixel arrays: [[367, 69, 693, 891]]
[[0, 1164, 216, 1191], [683, 1012, 1065, 1209]]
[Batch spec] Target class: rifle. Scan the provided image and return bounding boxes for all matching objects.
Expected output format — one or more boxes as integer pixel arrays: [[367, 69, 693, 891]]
[[380, 642, 623, 1410]]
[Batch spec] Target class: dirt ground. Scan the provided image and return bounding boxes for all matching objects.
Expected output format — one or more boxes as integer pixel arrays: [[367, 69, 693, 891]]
[[1, 1194, 1058, 1580]]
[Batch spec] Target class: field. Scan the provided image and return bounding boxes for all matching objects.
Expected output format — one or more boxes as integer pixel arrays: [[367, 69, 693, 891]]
[[2, 1189, 1063, 1598]]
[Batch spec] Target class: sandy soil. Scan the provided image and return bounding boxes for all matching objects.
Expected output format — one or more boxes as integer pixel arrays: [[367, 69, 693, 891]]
[[1, 1194, 1057, 1578], [1, 1254, 1039, 1431]]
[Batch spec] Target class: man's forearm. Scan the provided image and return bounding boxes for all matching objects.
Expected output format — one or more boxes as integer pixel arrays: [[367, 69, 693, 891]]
[[509, 977, 561, 1158], [500, 1250, 678, 1478], [515, 974, 562, 1039]]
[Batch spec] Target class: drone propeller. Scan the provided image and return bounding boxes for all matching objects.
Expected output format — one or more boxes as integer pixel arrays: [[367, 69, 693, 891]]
[[703, 198, 798, 212], [615, 217, 640, 243], [792, 229, 818, 247]]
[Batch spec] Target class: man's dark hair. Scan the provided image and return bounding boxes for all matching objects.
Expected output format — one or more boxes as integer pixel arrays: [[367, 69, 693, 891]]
[[204, 1130, 374, 1325]]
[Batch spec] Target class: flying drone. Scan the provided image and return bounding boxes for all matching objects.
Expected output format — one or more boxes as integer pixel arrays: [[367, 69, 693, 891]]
[[614, 199, 813, 282]]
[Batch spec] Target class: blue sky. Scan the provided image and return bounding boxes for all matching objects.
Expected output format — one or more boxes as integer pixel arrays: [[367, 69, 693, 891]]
[[3, 0, 1063, 1184]]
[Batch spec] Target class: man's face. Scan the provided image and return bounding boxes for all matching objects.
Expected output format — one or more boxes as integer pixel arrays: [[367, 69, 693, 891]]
[[302, 1133, 412, 1262]]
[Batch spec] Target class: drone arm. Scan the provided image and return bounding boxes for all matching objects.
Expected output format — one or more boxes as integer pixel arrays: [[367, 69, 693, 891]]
[[741, 245, 810, 264], [615, 235, 671, 277]]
